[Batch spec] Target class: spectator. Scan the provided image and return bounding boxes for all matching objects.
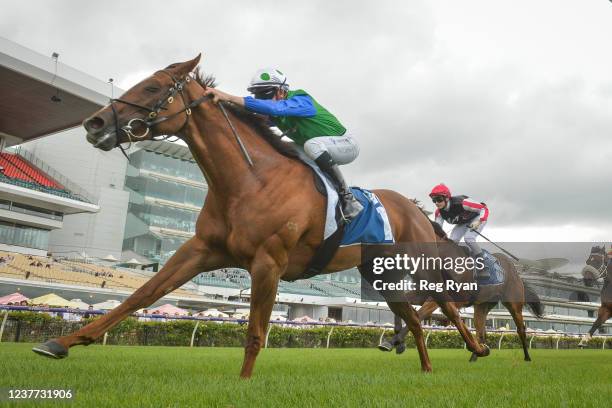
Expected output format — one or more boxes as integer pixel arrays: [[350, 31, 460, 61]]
[[139, 309, 150, 322], [83, 305, 95, 319]]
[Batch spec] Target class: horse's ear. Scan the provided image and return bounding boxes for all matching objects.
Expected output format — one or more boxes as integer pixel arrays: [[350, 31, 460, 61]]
[[167, 54, 202, 77]]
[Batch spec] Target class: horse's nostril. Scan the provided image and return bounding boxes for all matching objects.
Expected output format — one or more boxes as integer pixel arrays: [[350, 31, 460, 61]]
[[85, 116, 106, 132]]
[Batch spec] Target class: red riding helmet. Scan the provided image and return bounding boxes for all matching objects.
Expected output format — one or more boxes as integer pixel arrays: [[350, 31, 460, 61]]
[[429, 183, 451, 199]]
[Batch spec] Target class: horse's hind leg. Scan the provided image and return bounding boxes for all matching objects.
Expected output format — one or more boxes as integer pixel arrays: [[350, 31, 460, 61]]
[[387, 301, 432, 372], [32, 237, 226, 358], [469, 303, 490, 362], [378, 314, 403, 352], [504, 301, 531, 361]]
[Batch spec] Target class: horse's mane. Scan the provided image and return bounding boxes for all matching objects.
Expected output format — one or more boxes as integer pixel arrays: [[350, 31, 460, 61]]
[[192, 68, 301, 160], [412, 199, 449, 241]]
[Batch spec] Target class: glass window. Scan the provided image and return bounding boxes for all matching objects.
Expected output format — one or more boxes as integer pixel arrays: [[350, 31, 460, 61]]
[[0, 221, 49, 250]]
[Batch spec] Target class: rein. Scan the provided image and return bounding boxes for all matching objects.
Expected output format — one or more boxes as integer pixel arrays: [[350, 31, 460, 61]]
[[108, 70, 253, 167]]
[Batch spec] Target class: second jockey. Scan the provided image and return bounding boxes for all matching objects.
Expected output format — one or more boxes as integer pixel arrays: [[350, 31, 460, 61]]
[[203, 68, 363, 220], [429, 183, 493, 278]]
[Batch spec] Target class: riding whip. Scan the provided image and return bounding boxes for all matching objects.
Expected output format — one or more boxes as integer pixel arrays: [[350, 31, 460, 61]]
[[469, 228, 520, 261]]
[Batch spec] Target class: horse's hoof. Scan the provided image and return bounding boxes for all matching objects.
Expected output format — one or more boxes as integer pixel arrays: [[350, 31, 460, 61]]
[[469, 353, 478, 363], [395, 342, 406, 355], [524, 356, 532, 362], [32, 340, 68, 359], [378, 341, 394, 352], [478, 343, 490, 357]]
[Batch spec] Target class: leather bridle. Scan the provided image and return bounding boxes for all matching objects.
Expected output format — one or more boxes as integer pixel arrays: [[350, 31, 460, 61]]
[[108, 69, 253, 167], [109, 70, 211, 160]]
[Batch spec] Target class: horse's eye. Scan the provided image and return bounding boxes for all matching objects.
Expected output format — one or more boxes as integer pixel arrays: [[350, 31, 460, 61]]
[[145, 86, 160, 93]]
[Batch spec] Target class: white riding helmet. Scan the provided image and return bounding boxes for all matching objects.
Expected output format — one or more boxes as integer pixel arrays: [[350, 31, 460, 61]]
[[247, 68, 289, 96]]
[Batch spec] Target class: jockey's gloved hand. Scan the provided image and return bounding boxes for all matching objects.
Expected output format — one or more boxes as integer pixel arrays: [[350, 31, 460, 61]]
[[469, 220, 482, 230]]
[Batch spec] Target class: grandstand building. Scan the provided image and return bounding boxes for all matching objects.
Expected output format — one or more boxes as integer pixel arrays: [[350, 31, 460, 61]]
[[123, 140, 207, 265], [0, 37, 100, 256]]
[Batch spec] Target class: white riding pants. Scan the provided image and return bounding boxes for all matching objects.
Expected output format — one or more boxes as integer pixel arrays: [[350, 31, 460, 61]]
[[303, 133, 360, 165], [449, 221, 486, 255]]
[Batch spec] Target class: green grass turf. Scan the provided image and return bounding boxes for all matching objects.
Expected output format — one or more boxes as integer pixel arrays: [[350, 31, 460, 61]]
[[1, 344, 610, 407]]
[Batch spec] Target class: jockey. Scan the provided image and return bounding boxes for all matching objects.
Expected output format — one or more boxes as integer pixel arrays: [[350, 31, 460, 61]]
[[429, 183, 493, 278], [203, 68, 363, 220]]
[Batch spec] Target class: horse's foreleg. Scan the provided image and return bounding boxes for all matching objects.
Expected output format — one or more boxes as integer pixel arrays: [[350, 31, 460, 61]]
[[388, 302, 432, 372], [435, 298, 489, 357], [416, 299, 439, 321], [240, 251, 283, 379], [34, 237, 227, 356], [588, 304, 611, 337], [393, 299, 439, 344]]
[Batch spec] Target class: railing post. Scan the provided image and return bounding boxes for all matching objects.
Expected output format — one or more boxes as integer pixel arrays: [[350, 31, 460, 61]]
[[555, 335, 561, 350], [603, 337, 607, 350], [327, 326, 335, 349], [264, 323, 273, 349], [0, 310, 8, 343], [14, 320, 21, 343], [425, 330, 432, 347], [103, 332, 108, 346], [529, 334, 535, 349], [498, 332, 505, 350], [190, 321, 200, 347], [378, 327, 388, 346]]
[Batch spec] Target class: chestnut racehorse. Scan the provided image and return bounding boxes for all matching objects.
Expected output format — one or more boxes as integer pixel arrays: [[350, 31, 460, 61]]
[[32, 55, 489, 377]]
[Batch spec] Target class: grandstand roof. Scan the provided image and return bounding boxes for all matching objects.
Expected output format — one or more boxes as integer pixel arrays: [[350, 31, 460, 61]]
[[0, 37, 121, 147], [136, 140, 194, 161]]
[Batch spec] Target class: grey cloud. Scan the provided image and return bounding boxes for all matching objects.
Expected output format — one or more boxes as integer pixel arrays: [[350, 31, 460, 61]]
[[1, 0, 611, 234]]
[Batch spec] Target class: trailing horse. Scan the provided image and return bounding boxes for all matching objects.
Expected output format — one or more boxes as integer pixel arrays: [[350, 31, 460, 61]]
[[581, 245, 612, 342], [32, 55, 489, 376], [380, 223, 543, 362]]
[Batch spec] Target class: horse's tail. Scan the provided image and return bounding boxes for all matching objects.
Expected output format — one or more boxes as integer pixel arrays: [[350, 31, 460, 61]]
[[523, 282, 544, 318]]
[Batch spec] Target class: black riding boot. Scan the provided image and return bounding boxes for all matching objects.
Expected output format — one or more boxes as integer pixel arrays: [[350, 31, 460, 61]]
[[315, 151, 363, 220]]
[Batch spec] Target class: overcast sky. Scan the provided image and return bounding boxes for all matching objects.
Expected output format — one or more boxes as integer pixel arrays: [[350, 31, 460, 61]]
[[2, 0, 611, 243]]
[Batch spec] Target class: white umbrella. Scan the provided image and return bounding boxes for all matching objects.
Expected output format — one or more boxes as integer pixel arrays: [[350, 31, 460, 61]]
[[69, 299, 90, 309], [293, 315, 317, 323], [203, 308, 229, 318], [93, 299, 122, 310], [102, 254, 118, 262], [125, 258, 142, 265]]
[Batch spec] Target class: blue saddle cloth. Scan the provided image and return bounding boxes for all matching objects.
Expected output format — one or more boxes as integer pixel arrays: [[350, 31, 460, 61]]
[[340, 188, 394, 246], [474, 250, 505, 285]]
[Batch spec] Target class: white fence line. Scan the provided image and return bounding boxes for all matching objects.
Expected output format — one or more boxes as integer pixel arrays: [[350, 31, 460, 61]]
[[1, 305, 610, 341]]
